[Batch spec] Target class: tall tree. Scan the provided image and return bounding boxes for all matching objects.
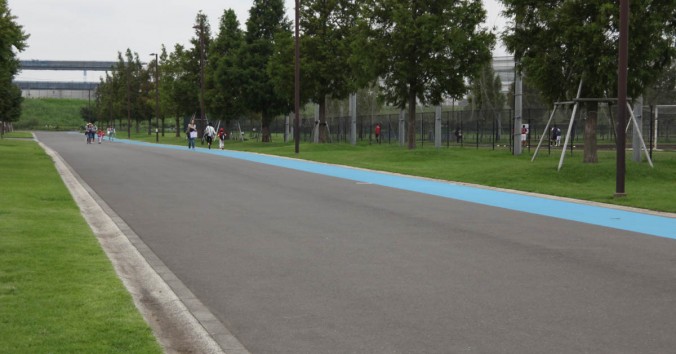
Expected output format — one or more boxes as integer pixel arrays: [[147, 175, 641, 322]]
[[157, 46, 170, 135], [501, 0, 676, 163], [191, 12, 212, 135], [355, 0, 495, 149], [300, 0, 359, 142], [0, 0, 29, 134], [239, 0, 292, 142], [106, 49, 150, 137], [469, 63, 505, 111], [165, 44, 200, 136], [208, 9, 246, 125], [469, 63, 505, 140]]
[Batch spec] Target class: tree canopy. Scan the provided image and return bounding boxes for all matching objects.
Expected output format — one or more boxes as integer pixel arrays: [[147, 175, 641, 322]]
[[208, 9, 246, 124], [500, 0, 676, 162], [0, 0, 28, 127], [355, 0, 495, 149], [238, 0, 292, 141]]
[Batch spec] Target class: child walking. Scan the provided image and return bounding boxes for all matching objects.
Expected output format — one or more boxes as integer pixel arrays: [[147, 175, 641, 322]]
[[218, 127, 226, 150]]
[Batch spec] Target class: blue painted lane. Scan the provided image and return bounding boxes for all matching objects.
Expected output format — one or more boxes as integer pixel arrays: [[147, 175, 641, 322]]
[[120, 139, 676, 240]]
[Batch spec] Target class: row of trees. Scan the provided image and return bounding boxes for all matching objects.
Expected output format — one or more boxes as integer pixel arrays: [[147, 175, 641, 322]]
[[93, 0, 495, 148], [92, 0, 676, 156], [0, 0, 28, 135]]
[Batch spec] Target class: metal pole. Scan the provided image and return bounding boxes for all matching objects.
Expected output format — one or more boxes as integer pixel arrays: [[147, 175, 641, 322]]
[[557, 80, 584, 171], [435, 105, 442, 148], [193, 20, 206, 139], [649, 105, 654, 159], [294, 0, 301, 154], [150, 53, 159, 143], [513, 62, 523, 155], [616, 0, 629, 196], [632, 96, 642, 162], [126, 65, 131, 139]]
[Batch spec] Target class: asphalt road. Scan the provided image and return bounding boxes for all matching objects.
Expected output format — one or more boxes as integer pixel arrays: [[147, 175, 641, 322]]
[[36, 132, 676, 354]]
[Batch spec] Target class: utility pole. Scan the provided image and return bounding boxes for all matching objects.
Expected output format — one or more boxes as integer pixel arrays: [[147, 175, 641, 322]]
[[513, 63, 523, 155], [616, 0, 629, 197], [150, 53, 160, 143], [126, 62, 131, 139], [193, 19, 206, 138], [294, 0, 301, 154]]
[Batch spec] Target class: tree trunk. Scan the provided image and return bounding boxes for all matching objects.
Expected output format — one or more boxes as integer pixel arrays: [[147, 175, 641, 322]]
[[262, 125, 271, 142], [175, 115, 181, 137], [318, 99, 329, 143], [262, 113, 272, 142], [583, 102, 598, 163], [407, 91, 417, 149]]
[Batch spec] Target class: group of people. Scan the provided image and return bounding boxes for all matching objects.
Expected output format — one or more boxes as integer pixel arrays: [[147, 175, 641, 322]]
[[186, 120, 227, 150], [85, 123, 116, 144]]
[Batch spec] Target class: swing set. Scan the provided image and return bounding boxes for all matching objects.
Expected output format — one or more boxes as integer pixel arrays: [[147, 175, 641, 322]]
[[531, 80, 653, 171]]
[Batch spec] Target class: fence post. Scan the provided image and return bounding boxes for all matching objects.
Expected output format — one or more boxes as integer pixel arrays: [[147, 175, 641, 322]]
[[435, 106, 442, 148], [350, 93, 357, 145], [399, 110, 406, 146]]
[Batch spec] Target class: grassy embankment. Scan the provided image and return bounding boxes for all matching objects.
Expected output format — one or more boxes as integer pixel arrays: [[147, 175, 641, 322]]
[[16, 98, 88, 130], [0, 138, 162, 353]]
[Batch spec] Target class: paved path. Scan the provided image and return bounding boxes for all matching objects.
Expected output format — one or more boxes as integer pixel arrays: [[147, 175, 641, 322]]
[[36, 132, 676, 353]]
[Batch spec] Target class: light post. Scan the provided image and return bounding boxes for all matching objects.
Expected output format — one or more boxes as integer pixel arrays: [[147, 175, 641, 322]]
[[150, 53, 160, 143], [193, 21, 206, 138], [294, 0, 300, 154], [616, 0, 629, 197]]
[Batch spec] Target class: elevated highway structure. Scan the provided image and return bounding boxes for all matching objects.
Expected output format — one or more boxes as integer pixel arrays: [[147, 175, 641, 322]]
[[16, 60, 116, 99]]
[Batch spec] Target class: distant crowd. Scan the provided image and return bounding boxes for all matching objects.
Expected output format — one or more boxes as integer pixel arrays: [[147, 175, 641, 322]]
[[84, 122, 115, 144]]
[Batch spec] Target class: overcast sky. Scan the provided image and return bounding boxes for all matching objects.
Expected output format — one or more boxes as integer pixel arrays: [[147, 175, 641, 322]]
[[11, 0, 508, 82]]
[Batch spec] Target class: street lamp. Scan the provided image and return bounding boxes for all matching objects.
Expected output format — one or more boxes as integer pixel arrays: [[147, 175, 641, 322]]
[[193, 21, 206, 138], [150, 53, 160, 143], [294, 0, 300, 153], [615, 0, 629, 197]]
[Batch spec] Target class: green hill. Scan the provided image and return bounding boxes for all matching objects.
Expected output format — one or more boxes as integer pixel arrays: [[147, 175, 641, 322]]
[[17, 98, 90, 130]]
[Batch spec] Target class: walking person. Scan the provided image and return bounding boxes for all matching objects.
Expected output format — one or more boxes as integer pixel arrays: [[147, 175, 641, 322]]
[[187, 119, 197, 149], [97, 128, 105, 144], [555, 126, 562, 146], [454, 127, 463, 143], [204, 122, 216, 149], [217, 127, 226, 150], [85, 123, 95, 144], [374, 123, 382, 144]]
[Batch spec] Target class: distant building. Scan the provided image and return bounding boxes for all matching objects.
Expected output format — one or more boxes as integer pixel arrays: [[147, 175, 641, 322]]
[[16, 81, 98, 100], [492, 56, 515, 93]]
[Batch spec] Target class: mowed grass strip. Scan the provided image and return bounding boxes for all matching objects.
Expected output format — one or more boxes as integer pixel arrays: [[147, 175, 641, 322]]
[[128, 132, 676, 213], [0, 139, 161, 353]]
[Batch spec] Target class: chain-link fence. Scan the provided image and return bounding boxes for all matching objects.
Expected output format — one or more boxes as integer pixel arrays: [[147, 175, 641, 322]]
[[219, 104, 673, 150]]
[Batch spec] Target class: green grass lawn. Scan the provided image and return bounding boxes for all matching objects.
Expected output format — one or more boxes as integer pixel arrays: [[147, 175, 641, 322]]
[[17, 98, 89, 130], [128, 131, 676, 213], [0, 138, 162, 354], [1, 131, 33, 139]]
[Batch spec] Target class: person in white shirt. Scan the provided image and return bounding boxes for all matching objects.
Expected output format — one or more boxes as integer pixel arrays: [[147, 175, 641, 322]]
[[204, 122, 216, 149], [187, 119, 197, 149]]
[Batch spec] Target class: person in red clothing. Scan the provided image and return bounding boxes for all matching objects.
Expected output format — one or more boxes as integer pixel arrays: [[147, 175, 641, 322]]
[[374, 123, 382, 144], [217, 127, 226, 150], [97, 129, 105, 144]]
